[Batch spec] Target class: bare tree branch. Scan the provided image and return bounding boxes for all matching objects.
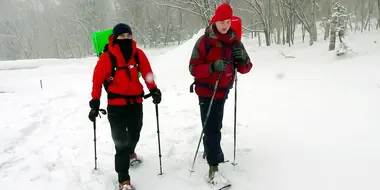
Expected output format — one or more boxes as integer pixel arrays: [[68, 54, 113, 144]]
[[150, 0, 202, 16]]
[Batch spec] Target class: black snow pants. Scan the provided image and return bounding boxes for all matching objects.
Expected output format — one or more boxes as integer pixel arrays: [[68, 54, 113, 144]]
[[107, 103, 143, 183], [199, 96, 226, 166]]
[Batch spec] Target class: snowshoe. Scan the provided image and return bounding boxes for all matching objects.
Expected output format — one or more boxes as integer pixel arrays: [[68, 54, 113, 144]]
[[205, 166, 231, 190], [119, 180, 135, 190], [130, 153, 143, 168]]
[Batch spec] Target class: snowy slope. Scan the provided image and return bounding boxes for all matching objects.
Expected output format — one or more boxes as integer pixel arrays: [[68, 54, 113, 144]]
[[1, 30, 380, 190]]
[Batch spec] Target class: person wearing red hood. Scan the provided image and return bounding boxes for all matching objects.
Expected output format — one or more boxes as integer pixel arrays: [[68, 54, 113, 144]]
[[189, 2, 253, 184], [88, 23, 162, 190]]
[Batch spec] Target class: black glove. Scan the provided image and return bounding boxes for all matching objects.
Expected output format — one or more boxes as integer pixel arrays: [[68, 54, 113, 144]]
[[210, 59, 229, 73], [150, 88, 162, 105], [88, 99, 100, 122], [232, 46, 249, 65]]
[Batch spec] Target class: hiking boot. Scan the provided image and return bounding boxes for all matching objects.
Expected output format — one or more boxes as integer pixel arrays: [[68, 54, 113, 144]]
[[119, 180, 134, 190], [208, 165, 219, 181], [130, 153, 138, 159], [129, 153, 142, 167]]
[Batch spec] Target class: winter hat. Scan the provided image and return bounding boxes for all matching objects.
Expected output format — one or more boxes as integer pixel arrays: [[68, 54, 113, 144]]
[[210, 3, 233, 24], [112, 23, 132, 38]]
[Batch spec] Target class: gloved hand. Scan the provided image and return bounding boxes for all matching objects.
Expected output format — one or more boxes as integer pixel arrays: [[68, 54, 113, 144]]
[[210, 59, 229, 73], [232, 46, 249, 65], [88, 99, 100, 122], [150, 88, 162, 105]]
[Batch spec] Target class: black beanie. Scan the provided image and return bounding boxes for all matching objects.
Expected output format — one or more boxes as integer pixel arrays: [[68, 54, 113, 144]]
[[112, 23, 132, 39]]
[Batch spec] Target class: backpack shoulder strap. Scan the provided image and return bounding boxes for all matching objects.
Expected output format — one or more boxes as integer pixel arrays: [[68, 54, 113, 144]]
[[190, 33, 212, 93], [109, 53, 117, 80], [103, 44, 109, 52], [133, 52, 140, 70], [204, 33, 211, 59], [102, 44, 117, 80], [101, 44, 116, 92], [98, 44, 109, 57]]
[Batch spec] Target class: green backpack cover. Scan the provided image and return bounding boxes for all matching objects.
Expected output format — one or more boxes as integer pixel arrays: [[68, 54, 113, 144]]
[[91, 28, 113, 57], [91, 29, 141, 78]]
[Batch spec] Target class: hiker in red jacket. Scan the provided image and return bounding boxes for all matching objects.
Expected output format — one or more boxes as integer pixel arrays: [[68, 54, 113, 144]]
[[189, 2, 253, 183], [88, 23, 161, 190]]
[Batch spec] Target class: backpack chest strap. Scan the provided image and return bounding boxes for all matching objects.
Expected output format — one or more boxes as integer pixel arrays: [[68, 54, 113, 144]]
[[108, 53, 140, 81], [107, 92, 144, 104]]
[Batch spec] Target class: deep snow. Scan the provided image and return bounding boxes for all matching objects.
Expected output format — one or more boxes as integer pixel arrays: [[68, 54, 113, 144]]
[[1, 30, 380, 190]]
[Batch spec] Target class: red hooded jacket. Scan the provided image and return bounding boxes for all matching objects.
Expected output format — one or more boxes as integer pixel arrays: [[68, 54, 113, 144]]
[[91, 35, 157, 105], [188, 24, 253, 100]]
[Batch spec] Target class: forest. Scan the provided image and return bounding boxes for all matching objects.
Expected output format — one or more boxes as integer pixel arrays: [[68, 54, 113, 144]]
[[0, 0, 379, 60]]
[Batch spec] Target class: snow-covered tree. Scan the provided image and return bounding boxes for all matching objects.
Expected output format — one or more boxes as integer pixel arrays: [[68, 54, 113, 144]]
[[1, 0, 377, 60], [328, 2, 349, 54]]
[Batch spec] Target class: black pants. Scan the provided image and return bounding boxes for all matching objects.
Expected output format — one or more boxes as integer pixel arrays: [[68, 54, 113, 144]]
[[199, 96, 226, 166], [107, 103, 143, 183]]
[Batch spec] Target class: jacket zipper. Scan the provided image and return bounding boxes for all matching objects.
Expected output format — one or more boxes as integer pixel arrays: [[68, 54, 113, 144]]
[[125, 68, 132, 80]]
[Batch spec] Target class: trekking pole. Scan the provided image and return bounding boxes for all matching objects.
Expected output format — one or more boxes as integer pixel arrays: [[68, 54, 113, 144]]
[[93, 119, 97, 170], [155, 104, 163, 175], [232, 68, 238, 166], [143, 93, 163, 175], [190, 73, 221, 174], [92, 109, 107, 171]]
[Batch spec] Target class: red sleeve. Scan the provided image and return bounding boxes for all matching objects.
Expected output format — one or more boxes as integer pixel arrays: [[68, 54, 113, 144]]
[[91, 53, 109, 100], [136, 49, 157, 90], [236, 60, 253, 74], [189, 36, 212, 79]]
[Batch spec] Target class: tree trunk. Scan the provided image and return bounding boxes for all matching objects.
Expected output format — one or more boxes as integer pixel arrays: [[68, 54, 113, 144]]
[[164, 17, 172, 46], [377, 0, 380, 29], [276, 26, 281, 45], [309, 30, 314, 46], [329, 19, 336, 50], [324, 0, 332, 40], [178, 10, 183, 45], [251, 20, 255, 38], [364, 0, 376, 31], [49, 27, 61, 58], [268, 0, 273, 44], [276, 0, 284, 45], [361, 0, 365, 32], [283, 26, 286, 45], [286, 24, 291, 45], [291, 13, 296, 44], [258, 32, 262, 47], [338, 30, 344, 43], [302, 24, 306, 42], [311, 0, 318, 41], [264, 28, 271, 46], [348, 15, 353, 32]]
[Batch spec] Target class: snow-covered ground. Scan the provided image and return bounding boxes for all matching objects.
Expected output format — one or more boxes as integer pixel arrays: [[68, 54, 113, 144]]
[[1, 30, 380, 190]]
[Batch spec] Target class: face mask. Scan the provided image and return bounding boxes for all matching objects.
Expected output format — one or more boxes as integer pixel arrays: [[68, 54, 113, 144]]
[[114, 39, 133, 62], [114, 39, 132, 49]]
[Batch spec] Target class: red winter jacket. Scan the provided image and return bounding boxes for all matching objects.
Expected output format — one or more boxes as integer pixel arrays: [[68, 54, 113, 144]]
[[91, 35, 157, 105], [189, 24, 253, 100]]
